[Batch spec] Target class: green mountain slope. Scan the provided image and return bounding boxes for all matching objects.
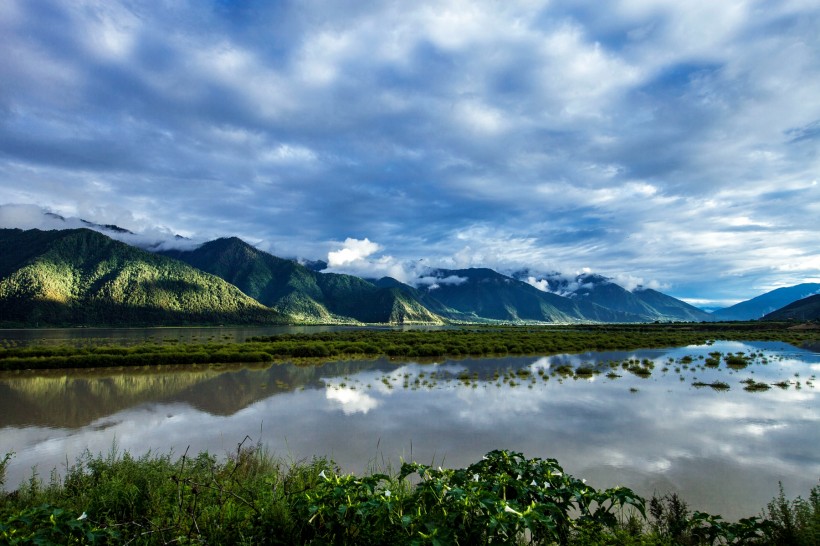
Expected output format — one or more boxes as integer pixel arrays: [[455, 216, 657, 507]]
[[630, 288, 712, 322], [710, 283, 820, 321], [0, 228, 283, 326], [160, 238, 445, 324], [762, 294, 820, 321]]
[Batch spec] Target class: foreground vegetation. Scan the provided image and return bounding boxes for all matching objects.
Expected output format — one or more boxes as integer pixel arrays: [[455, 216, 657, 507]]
[[0, 322, 817, 372], [1, 445, 818, 545]]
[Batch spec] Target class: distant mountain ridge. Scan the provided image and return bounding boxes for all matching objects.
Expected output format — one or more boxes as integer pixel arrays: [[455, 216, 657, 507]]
[[514, 271, 711, 322], [420, 268, 639, 323]]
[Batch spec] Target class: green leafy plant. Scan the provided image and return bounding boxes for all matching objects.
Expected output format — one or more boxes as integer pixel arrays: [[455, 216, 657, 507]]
[[299, 449, 645, 545], [0, 504, 118, 545]]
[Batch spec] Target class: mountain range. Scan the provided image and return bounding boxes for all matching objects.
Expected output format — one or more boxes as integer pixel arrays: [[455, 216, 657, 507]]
[[0, 227, 817, 326]]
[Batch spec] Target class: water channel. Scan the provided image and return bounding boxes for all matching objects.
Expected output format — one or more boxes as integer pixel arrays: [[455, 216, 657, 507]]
[[1, 330, 818, 521]]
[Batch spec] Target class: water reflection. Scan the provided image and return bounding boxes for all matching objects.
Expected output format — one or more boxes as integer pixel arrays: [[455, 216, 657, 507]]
[[1, 341, 818, 521]]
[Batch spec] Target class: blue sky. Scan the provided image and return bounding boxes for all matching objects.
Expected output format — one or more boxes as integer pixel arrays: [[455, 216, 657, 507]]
[[1, 0, 818, 308]]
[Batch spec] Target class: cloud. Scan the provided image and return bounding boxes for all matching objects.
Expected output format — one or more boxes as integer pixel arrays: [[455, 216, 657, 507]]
[[613, 274, 665, 293], [327, 238, 382, 267], [415, 274, 469, 291], [0, 204, 199, 251], [0, 204, 74, 231], [324, 383, 380, 415], [324, 237, 416, 282]]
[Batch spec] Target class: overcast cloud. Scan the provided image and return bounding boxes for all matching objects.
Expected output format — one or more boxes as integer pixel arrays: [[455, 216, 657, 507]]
[[1, 0, 818, 307]]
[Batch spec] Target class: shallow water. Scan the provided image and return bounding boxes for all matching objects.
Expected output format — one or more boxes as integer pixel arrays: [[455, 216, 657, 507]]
[[1, 340, 818, 520]]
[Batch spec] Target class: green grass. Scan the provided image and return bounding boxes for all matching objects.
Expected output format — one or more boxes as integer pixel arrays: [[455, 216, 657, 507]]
[[2, 446, 817, 545]]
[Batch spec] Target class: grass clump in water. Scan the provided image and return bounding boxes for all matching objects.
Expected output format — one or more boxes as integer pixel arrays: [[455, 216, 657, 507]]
[[692, 380, 731, 391], [742, 379, 772, 392]]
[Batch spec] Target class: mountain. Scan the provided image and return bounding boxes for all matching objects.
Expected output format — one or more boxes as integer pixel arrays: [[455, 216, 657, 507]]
[[415, 268, 639, 323], [761, 294, 820, 321], [0, 228, 283, 326], [710, 283, 820, 321], [8, 226, 807, 327], [514, 271, 711, 322], [44, 211, 135, 235], [159, 237, 445, 324], [629, 288, 712, 322]]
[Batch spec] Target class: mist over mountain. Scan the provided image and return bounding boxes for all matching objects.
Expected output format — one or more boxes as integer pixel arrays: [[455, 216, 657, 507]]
[[0, 204, 197, 252]]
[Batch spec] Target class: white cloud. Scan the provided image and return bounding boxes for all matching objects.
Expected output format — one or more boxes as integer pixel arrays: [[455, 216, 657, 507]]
[[415, 274, 468, 291], [261, 144, 318, 164], [327, 238, 382, 267], [614, 274, 665, 293], [324, 384, 380, 415], [525, 277, 551, 292]]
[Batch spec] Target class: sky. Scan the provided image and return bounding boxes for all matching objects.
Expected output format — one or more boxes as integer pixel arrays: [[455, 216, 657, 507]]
[[0, 0, 818, 309]]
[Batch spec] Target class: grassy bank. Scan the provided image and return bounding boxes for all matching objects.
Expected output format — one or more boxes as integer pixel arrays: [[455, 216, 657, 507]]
[[0, 322, 817, 372], [1, 444, 818, 545]]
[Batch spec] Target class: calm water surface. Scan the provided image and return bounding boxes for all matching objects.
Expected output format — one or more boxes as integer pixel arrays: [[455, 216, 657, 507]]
[[1, 340, 818, 520]]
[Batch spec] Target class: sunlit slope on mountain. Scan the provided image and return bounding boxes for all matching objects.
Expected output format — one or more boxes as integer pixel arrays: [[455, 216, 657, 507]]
[[0, 228, 282, 326], [160, 238, 444, 324], [762, 294, 820, 321], [711, 283, 820, 321]]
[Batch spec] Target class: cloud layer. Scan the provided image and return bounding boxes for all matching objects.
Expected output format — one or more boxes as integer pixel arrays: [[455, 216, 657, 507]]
[[1, 0, 818, 306]]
